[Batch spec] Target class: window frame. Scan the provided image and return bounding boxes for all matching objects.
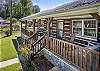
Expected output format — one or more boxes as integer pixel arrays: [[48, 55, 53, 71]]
[[72, 19, 98, 41]]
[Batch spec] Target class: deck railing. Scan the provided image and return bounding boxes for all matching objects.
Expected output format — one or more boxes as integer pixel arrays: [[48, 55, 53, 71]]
[[44, 37, 100, 71], [21, 27, 100, 71]]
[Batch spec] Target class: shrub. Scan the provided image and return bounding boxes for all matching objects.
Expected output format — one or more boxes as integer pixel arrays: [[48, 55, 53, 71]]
[[6, 17, 17, 23], [5, 30, 10, 36], [13, 25, 20, 31], [12, 18, 17, 23]]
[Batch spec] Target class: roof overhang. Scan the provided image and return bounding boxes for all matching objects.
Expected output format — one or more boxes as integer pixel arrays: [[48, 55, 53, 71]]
[[21, 3, 100, 21]]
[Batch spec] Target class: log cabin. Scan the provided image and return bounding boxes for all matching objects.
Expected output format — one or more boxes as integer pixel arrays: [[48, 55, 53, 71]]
[[19, 0, 100, 71]]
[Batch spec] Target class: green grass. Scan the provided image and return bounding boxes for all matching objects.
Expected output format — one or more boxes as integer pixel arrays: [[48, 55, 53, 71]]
[[0, 33, 21, 61], [0, 63, 22, 71]]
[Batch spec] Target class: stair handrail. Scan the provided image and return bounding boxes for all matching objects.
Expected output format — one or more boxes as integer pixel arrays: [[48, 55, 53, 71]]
[[32, 33, 46, 47]]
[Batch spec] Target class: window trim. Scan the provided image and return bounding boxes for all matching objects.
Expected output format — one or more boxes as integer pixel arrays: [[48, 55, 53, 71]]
[[72, 19, 97, 41]]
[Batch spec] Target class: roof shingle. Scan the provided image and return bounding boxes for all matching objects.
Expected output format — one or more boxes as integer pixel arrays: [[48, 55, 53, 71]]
[[36, 0, 100, 16]]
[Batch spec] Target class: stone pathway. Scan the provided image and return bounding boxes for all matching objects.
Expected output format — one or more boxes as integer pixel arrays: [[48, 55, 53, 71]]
[[0, 58, 19, 68]]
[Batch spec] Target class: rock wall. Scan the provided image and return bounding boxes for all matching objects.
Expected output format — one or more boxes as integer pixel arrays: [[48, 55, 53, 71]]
[[39, 48, 82, 71]]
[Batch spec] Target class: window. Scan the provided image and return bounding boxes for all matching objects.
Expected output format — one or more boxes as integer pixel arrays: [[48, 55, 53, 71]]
[[84, 20, 97, 38], [72, 19, 97, 39], [72, 21, 82, 36]]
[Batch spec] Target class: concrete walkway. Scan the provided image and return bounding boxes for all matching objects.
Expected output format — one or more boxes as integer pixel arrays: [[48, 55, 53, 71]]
[[0, 58, 19, 68]]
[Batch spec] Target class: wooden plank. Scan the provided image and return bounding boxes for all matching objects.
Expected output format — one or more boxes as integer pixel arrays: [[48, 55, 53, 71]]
[[60, 42, 62, 56], [54, 39, 57, 53], [47, 38, 49, 49], [57, 41, 59, 54], [61, 42, 64, 57], [66, 43, 68, 61], [32, 19, 36, 33], [75, 47, 79, 65], [49, 38, 51, 50], [70, 45, 72, 62], [87, 48, 92, 71], [51, 38, 53, 51], [83, 49, 87, 70], [68, 44, 71, 61], [96, 52, 100, 71], [71, 45, 74, 63], [79, 48, 83, 68], [63, 43, 66, 58], [52, 39, 54, 51], [59, 41, 62, 55], [55, 40, 57, 53]]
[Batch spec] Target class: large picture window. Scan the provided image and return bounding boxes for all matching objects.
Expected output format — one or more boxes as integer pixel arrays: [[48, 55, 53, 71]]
[[72, 19, 97, 39]]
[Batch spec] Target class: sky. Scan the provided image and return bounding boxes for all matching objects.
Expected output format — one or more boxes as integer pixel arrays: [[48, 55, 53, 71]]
[[32, 0, 75, 11]]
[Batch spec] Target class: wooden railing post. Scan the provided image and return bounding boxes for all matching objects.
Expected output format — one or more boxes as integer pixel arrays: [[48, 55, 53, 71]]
[[71, 45, 74, 63], [87, 48, 92, 71], [25, 20, 27, 30], [66, 43, 68, 62], [79, 48, 83, 68], [32, 19, 36, 33], [75, 47, 79, 65], [96, 52, 100, 71], [83, 48, 87, 70], [21, 21, 23, 32]]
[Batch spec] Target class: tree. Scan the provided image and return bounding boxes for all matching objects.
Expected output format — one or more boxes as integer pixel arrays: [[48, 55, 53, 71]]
[[20, 0, 33, 17], [33, 5, 40, 13], [0, 0, 40, 19]]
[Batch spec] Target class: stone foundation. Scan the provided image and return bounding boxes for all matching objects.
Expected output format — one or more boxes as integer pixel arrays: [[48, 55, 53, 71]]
[[38, 48, 83, 71]]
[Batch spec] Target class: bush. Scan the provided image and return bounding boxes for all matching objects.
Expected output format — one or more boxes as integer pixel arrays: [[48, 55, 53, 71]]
[[6, 17, 17, 23], [13, 25, 20, 31], [5, 30, 10, 36], [12, 18, 17, 23]]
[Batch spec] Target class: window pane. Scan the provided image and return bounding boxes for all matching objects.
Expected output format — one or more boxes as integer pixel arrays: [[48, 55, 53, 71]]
[[84, 20, 96, 38], [73, 21, 82, 36]]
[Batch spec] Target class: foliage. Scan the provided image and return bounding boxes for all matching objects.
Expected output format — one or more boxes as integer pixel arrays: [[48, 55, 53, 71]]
[[6, 17, 17, 23], [6, 17, 10, 21], [12, 18, 17, 23], [33, 5, 40, 13], [13, 25, 20, 31], [5, 30, 10, 36], [0, 0, 40, 19]]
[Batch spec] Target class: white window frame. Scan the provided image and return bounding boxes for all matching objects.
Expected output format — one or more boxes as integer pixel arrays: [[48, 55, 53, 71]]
[[72, 19, 97, 41]]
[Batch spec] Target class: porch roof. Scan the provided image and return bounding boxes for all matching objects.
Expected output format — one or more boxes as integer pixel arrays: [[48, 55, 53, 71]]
[[21, 0, 100, 21]]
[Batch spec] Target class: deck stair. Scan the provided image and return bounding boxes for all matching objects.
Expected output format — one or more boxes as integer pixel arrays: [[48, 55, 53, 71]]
[[31, 55, 54, 71]]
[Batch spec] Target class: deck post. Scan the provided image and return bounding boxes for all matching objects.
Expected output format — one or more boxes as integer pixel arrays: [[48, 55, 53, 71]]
[[21, 21, 23, 31], [25, 20, 27, 30], [97, 19, 100, 43], [37, 19, 41, 30], [32, 19, 36, 33], [47, 17, 53, 36], [47, 17, 53, 49]]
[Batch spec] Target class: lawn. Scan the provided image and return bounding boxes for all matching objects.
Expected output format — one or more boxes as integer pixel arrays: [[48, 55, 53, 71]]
[[0, 63, 22, 71], [0, 32, 21, 61]]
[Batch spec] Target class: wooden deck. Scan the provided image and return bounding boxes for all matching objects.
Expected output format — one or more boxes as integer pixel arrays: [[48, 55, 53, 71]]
[[21, 29, 100, 71]]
